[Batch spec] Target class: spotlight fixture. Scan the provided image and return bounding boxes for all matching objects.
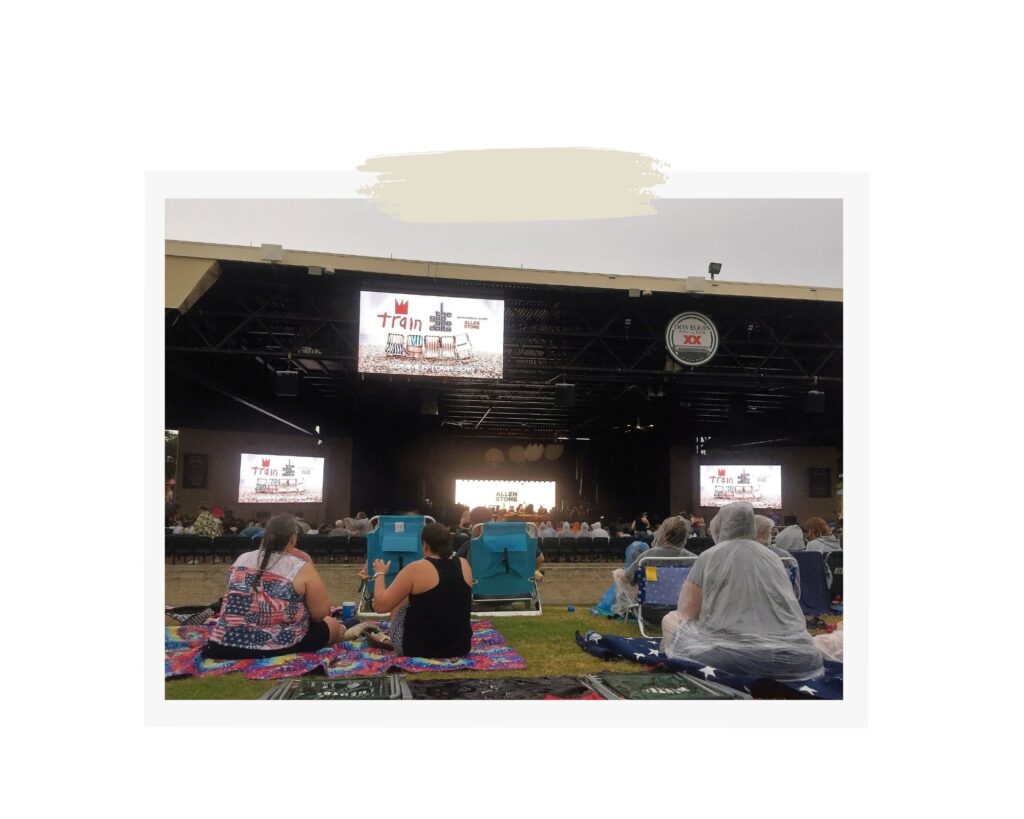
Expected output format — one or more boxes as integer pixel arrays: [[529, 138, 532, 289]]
[[709, 261, 722, 280], [805, 390, 826, 414]]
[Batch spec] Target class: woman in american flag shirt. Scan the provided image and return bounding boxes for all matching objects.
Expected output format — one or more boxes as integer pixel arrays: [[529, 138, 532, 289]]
[[203, 513, 344, 659]]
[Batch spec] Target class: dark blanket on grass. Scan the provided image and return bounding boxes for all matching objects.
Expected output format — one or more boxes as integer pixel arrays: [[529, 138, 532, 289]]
[[166, 620, 526, 680], [407, 676, 602, 700], [575, 629, 843, 700]]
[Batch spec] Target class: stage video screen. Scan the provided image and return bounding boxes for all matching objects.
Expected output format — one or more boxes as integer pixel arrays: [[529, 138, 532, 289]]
[[699, 465, 782, 509], [239, 453, 325, 504], [358, 290, 504, 379], [456, 479, 555, 511]]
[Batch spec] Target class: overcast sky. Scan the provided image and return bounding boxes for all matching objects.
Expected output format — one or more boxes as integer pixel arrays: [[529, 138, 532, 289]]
[[166, 198, 842, 288]]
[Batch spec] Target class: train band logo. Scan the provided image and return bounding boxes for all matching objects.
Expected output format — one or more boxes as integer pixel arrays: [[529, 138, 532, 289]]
[[665, 311, 719, 367]]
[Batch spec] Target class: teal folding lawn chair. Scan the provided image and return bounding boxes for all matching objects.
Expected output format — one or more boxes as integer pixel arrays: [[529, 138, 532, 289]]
[[357, 515, 435, 616], [469, 521, 541, 616]]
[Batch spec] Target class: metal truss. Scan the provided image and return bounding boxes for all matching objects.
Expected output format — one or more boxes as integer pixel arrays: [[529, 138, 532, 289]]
[[166, 261, 842, 442]]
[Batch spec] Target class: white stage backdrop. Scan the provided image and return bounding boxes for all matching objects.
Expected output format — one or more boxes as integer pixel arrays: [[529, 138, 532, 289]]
[[699, 465, 782, 509], [455, 479, 555, 510], [357, 290, 504, 379], [238, 453, 325, 504]]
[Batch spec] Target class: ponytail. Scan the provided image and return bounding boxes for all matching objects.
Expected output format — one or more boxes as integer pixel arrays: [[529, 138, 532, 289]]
[[252, 513, 298, 590]]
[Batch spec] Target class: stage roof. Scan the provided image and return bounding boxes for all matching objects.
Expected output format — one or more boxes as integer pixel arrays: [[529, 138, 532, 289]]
[[166, 241, 842, 447]]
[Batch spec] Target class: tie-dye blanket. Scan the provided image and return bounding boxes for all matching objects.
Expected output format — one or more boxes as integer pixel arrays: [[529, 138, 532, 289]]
[[166, 620, 526, 680]]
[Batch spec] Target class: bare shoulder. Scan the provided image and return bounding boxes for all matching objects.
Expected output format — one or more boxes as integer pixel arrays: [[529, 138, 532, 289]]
[[295, 559, 319, 585]]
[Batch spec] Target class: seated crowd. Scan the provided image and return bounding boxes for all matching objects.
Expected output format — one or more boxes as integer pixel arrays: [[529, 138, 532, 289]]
[[171, 500, 842, 676], [603, 502, 842, 678], [167, 505, 374, 539]]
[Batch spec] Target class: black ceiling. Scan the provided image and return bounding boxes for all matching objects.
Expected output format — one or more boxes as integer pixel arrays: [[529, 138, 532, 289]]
[[166, 260, 842, 447]]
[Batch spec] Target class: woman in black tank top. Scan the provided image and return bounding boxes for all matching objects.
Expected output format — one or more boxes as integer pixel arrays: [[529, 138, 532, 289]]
[[363, 522, 473, 658]]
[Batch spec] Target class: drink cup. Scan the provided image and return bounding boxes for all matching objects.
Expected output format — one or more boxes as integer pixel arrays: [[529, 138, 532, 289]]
[[342, 602, 355, 619]]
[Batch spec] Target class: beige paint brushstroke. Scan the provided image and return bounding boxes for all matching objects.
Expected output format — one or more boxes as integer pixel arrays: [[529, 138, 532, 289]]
[[357, 148, 667, 223]]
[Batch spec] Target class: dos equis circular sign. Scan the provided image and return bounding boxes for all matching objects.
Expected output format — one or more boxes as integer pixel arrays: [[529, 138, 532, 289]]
[[665, 311, 719, 366]]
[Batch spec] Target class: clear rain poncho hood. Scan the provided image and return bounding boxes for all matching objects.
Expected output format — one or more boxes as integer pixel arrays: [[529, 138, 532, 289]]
[[708, 502, 757, 543], [774, 525, 807, 552]]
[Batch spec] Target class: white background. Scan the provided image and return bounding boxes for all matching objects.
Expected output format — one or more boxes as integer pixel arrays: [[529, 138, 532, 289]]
[[6, 1, 1018, 814], [455, 479, 556, 510]]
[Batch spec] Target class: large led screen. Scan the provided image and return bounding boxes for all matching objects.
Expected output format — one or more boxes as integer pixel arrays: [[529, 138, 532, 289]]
[[358, 291, 504, 379], [239, 453, 325, 504], [699, 465, 782, 509], [455, 479, 555, 511]]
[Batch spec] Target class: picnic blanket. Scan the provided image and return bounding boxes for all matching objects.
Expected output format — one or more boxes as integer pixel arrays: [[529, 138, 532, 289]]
[[166, 619, 526, 680], [575, 630, 843, 700], [406, 676, 602, 700]]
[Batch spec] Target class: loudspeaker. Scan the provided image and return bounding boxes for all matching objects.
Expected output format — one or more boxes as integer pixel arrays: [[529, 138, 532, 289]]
[[420, 390, 439, 415], [804, 390, 825, 414], [275, 371, 300, 396], [554, 384, 576, 408]]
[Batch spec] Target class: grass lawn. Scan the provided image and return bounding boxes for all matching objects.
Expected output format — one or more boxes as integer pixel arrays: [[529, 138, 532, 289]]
[[164, 609, 648, 700]]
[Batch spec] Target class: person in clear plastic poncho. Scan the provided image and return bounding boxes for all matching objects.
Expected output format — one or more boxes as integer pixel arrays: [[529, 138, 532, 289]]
[[606, 516, 695, 616], [661, 502, 824, 681], [755, 514, 801, 601]]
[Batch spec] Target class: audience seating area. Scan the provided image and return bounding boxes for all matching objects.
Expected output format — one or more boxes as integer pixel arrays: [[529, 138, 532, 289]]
[[540, 533, 653, 564], [165, 533, 369, 564], [165, 531, 659, 564]]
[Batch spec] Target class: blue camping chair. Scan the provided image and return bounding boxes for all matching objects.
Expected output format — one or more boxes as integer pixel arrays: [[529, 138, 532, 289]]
[[630, 556, 697, 637], [825, 550, 843, 599], [780, 555, 802, 603], [791, 551, 831, 616], [358, 515, 435, 616], [469, 522, 541, 616]]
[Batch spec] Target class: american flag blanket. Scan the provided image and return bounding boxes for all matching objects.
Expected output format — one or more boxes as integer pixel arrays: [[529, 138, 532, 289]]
[[575, 630, 843, 700], [166, 619, 525, 680]]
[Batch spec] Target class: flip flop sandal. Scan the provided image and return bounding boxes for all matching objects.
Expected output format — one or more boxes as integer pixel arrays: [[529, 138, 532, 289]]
[[368, 633, 394, 651]]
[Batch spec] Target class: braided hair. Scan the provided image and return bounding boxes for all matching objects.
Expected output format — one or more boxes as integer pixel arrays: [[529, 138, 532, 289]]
[[253, 513, 298, 590]]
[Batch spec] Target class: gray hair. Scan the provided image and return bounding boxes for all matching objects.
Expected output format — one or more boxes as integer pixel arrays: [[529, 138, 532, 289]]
[[653, 516, 692, 547]]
